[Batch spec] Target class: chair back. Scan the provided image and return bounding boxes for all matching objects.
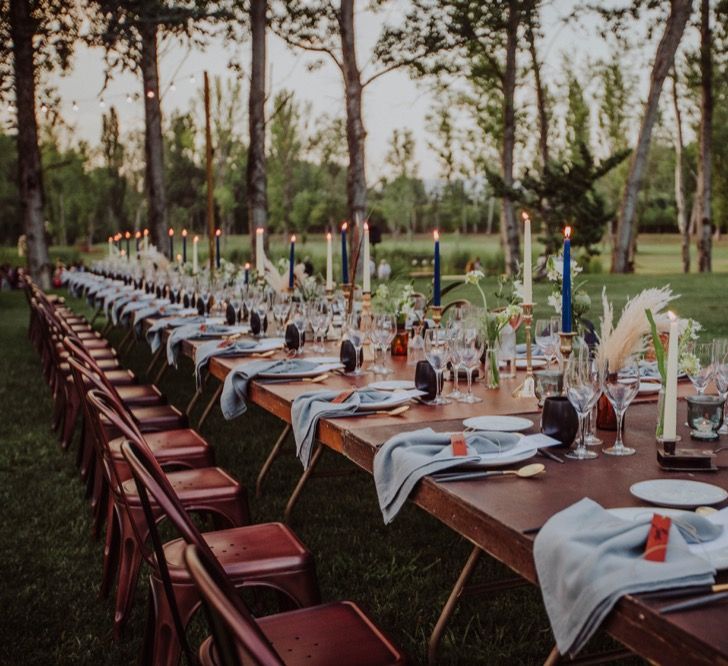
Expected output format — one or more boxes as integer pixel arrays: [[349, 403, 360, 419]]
[[183, 545, 285, 666]]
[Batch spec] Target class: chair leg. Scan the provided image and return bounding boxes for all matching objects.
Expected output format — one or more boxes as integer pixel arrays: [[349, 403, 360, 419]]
[[113, 522, 144, 640], [284, 444, 324, 524], [148, 577, 200, 666], [61, 388, 80, 450], [100, 502, 120, 599], [256, 423, 291, 498]]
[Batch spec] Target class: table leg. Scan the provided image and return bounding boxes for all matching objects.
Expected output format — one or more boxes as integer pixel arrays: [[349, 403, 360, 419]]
[[256, 423, 291, 498], [185, 373, 209, 418], [117, 328, 134, 355], [153, 361, 168, 386], [197, 383, 222, 430], [428, 545, 482, 665], [101, 319, 112, 336], [145, 346, 164, 379], [90, 303, 103, 326], [284, 444, 324, 523]]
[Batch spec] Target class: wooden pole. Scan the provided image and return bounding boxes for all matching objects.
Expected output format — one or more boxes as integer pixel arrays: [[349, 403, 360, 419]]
[[204, 71, 215, 274]]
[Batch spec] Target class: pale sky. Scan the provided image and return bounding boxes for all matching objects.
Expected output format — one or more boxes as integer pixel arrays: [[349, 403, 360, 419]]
[[11, 0, 691, 181]]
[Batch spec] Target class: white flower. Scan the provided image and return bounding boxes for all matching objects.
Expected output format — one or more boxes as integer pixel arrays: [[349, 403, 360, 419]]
[[465, 270, 485, 286], [547, 292, 562, 314], [512, 279, 526, 302]]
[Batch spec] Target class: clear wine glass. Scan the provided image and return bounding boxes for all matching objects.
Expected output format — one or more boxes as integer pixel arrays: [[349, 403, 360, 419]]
[[564, 349, 601, 460], [377, 313, 396, 375], [684, 341, 715, 395], [602, 357, 640, 456], [308, 300, 331, 353], [446, 317, 465, 400], [424, 328, 451, 405], [272, 291, 291, 334], [346, 312, 366, 375], [535, 316, 560, 366], [457, 323, 484, 404], [713, 339, 728, 435], [289, 303, 306, 354]]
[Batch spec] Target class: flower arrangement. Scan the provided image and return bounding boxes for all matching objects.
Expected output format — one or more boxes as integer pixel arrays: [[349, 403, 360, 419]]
[[466, 270, 523, 386], [372, 281, 416, 324], [296, 274, 322, 302], [646, 310, 702, 378], [596, 286, 676, 372], [544, 254, 591, 330], [264, 257, 306, 294]]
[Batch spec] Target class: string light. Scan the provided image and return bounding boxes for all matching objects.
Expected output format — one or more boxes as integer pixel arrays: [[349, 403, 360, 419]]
[[99, 98, 105, 108], [72, 101, 79, 112], [189, 74, 196, 84], [126, 94, 133, 104], [170, 82, 176, 92]]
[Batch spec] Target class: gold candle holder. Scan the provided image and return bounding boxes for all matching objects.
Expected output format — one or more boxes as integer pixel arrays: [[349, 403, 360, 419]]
[[559, 331, 578, 360], [514, 303, 535, 398], [431, 305, 443, 328], [361, 291, 372, 315]]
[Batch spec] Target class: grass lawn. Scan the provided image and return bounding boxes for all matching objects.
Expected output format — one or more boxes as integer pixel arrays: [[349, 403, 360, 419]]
[[2, 271, 725, 663]]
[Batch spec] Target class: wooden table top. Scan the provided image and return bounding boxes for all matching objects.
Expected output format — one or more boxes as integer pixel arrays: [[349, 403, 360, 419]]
[[142, 313, 727, 665]]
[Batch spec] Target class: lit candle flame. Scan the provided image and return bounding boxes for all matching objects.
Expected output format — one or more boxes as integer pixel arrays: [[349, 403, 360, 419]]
[[522, 211, 530, 222], [143, 229, 149, 237], [215, 229, 221, 237], [168, 228, 174, 237], [135, 231, 141, 239], [182, 229, 187, 237], [193, 235, 199, 242], [256, 227, 264, 235], [291, 235, 296, 243], [342, 222, 348, 231], [364, 222, 369, 231], [564, 226, 572, 239], [124, 231, 131, 239], [326, 232, 332, 240], [244, 262, 250, 269], [434, 229, 440, 241]]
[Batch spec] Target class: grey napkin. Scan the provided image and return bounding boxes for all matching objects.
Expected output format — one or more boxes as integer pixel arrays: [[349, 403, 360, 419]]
[[534, 498, 716, 657], [373, 427, 520, 524], [146, 315, 206, 353], [220, 359, 320, 421], [291, 388, 405, 470], [166, 323, 236, 367], [131, 301, 186, 336], [194, 338, 258, 389]]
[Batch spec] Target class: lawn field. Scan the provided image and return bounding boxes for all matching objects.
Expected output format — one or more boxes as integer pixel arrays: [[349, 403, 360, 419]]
[[1, 269, 725, 664]]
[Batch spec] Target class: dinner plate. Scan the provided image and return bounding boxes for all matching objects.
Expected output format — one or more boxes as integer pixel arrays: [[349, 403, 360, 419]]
[[463, 415, 534, 433], [637, 381, 661, 394], [368, 380, 417, 391], [630, 479, 728, 508], [515, 357, 547, 369], [609, 507, 728, 570]]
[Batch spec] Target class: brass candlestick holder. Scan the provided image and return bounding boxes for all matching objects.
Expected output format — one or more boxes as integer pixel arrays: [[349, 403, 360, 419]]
[[559, 331, 578, 361], [514, 303, 535, 398], [431, 305, 443, 328], [361, 291, 372, 315]]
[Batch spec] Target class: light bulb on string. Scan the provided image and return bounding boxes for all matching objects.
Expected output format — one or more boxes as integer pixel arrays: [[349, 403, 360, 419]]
[[189, 74, 196, 84], [99, 98, 106, 108], [126, 94, 133, 104], [170, 82, 176, 92], [72, 101, 79, 112]]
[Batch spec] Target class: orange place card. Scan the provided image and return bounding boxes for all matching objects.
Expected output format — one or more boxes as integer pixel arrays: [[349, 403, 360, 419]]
[[217, 339, 232, 349], [451, 433, 468, 457], [199, 324, 207, 332], [332, 389, 355, 404], [644, 514, 671, 562]]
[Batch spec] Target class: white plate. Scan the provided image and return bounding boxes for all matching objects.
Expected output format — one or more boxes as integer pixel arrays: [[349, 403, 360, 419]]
[[356, 389, 425, 411], [463, 415, 534, 433], [475, 447, 537, 467], [258, 362, 343, 379], [368, 380, 416, 391], [638, 381, 661, 394], [630, 479, 728, 508], [609, 507, 728, 570], [500, 357, 547, 369]]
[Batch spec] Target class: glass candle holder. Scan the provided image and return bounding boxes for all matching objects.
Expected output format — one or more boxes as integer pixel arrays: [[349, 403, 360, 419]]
[[686, 395, 725, 441]]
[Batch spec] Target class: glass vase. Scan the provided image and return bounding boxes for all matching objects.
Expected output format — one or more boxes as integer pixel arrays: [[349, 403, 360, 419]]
[[483, 348, 500, 389], [655, 384, 666, 440]]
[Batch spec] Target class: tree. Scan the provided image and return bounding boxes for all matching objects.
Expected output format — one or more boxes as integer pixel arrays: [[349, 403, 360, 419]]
[[525, 1, 550, 167], [307, 112, 347, 229], [1, 0, 79, 287], [564, 67, 591, 163], [273, 0, 418, 275], [88, 0, 226, 247], [247, 0, 267, 259], [695, 0, 712, 271], [671, 67, 691, 272], [100, 107, 128, 238], [611, 0, 693, 273]]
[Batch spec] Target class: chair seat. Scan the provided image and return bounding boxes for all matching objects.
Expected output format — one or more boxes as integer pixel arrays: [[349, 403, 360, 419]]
[[122, 466, 242, 507], [109, 428, 210, 461], [105, 369, 136, 386], [198, 601, 405, 666], [163, 522, 313, 584], [101, 404, 186, 432], [116, 384, 165, 406]]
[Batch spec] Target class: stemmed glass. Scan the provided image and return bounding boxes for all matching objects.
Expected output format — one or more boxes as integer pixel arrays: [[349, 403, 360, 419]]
[[290, 303, 307, 354], [346, 312, 366, 375], [564, 349, 601, 460], [713, 339, 728, 435], [602, 357, 640, 456], [445, 315, 465, 400], [457, 323, 484, 404], [685, 341, 715, 395], [308, 300, 331, 353], [272, 291, 291, 335], [255, 291, 270, 337], [200, 285, 212, 317], [424, 328, 451, 405], [535, 317, 560, 366], [370, 313, 396, 374]]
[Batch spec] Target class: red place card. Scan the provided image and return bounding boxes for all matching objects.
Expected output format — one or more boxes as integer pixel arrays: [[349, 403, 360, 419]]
[[451, 433, 468, 457], [644, 514, 671, 562]]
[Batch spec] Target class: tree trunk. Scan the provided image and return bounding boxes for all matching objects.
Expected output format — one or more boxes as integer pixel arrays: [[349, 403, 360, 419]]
[[10, 0, 51, 288], [671, 69, 690, 273], [139, 22, 167, 248], [339, 0, 367, 274], [525, 5, 549, 168], [611, 0, 692, 273], [247, 0, 268, 261], [696, 0, 712, 272], [500, 0, 520, 275]]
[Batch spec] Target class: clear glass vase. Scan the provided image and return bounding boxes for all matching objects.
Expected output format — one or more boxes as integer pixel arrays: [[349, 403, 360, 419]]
[[483, 348, 500, 389]]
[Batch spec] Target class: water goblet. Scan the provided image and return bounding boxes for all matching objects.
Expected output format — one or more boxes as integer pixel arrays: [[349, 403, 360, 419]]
[[346, 312, 367, 375], [424, 328, 451, 405], [713, 339, 728, 435], [564, 350, 601, 460], [376, 313, 396, 375], [457, 325, 483, 404], [684, 341, 715, 395], [535, 316, 560, 366], [602, 357, 640, 456]]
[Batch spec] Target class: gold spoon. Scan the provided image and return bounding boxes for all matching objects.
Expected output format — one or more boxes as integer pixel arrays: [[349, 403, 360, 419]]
[[372, 405, 410, 417], [303, 373, 330, 383], [434, 463, 545, 483], [251, 349, 276, 359]]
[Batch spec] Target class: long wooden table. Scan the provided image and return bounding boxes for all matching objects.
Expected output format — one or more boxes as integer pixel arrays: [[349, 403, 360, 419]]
[[134, 310, 728, 665]]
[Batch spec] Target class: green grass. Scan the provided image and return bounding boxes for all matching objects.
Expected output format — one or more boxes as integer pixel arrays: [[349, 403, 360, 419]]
[[5, 273, 725, 664]]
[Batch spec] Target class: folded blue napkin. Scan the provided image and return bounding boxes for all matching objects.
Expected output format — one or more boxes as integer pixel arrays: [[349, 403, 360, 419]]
[[146, 315, 206, 353], [220, 359, 321, 421], [534, 498, 716, 657], [373, 428, 520, 524], [291, 388, 404, 470], [194, 338, 258, 389], [166, 323, 237, 367]]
